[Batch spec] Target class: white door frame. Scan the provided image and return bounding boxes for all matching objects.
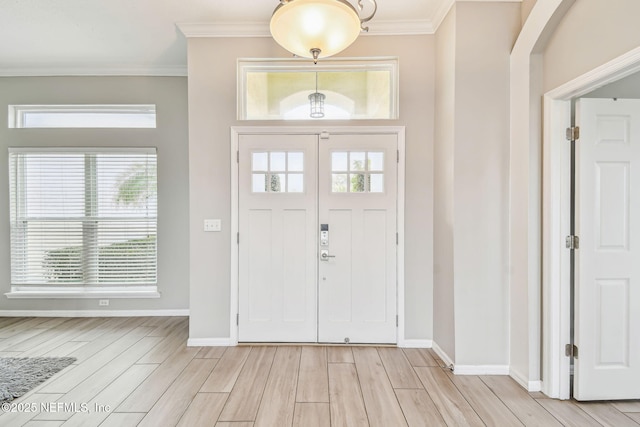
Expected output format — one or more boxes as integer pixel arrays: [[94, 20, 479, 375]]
[[230, 126, 406, 346], [543, 47, 640, 399]]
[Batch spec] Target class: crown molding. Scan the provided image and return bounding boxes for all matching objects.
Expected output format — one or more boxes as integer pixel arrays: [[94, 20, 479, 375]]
[[177, 1, 525, 38], [0, 65, 187, 77], [177, 22, 271, 38], [177, 19, 434, 38], [431, 0, 455, 33], [430, 0, 522, 33], [370, 20, 434, 35]]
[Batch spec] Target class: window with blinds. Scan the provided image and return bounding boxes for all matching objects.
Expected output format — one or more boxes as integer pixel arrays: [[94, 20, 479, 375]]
[[8, 148, 157, 288]]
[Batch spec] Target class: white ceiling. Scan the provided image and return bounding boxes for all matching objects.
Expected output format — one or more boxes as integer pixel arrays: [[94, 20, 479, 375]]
[[0, 0, 457, 76]]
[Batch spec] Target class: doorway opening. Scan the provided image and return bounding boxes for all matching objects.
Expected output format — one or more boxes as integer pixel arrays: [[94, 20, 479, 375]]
[[543, 47, 640, 400]]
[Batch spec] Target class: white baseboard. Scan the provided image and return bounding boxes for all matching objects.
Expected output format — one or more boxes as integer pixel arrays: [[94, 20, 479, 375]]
[[187, 338, 233, 347], [432, 341, 454, 368], [454, 365, 510, 375], [528, 380, 543, 392], [510, 368, 542, 391], [0, 309, 189, 317], [398, 339, 433, 348]]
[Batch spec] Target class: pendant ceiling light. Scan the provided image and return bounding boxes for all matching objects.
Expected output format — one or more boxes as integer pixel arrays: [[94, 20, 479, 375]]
[[309, 72, 325, 118], [270, 0, 377, 64]]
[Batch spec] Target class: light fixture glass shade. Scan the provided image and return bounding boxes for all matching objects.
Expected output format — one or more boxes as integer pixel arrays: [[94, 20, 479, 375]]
[[270, 0, 362, 60], [309, 91, 326, 118]]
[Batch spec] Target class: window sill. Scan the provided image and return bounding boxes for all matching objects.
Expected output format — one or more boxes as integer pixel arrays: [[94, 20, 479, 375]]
[[5, 286, 160, 299]]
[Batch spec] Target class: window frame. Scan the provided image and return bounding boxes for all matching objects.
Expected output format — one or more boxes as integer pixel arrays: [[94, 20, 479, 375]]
[[8, 104, 157, 129], [6, 147, 159, 299], [330, 150, 386, 194], [250, 150, 306, 194], [237, 57, 399, 121]]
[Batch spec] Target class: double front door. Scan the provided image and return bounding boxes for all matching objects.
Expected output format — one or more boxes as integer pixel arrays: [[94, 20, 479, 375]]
[[238, 132, 397, 343]]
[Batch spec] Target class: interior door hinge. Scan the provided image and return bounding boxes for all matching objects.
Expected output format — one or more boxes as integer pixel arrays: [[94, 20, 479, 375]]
[[566, 126, 580, 141], [565, 343, 578, 358], [236, 313, 239, 326], [396, 232, 399, 245], [237, 151, 239, 163], [237, 232, 240, 244], [396, 315, 398, 327], [565, 235, 579, 250], [397, 150, 400, 163]]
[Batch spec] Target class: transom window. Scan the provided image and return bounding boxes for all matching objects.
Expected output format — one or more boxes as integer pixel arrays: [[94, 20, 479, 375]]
[[331, 151, 384, 193], [8, 105, 156, 129], [238, 58, 398, 121], [8, 148, 158, 290], [252, 151, 305, 193]]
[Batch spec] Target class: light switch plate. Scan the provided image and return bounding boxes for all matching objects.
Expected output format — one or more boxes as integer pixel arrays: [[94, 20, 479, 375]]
[[204, 219, 222, 232]]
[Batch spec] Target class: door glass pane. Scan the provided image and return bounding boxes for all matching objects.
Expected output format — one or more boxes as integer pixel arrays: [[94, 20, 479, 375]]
[[350, 174, 366, 192], [368, 152, 384, 171], [252, 150, 306, 193], [350, 152, 366, 171], [369, 174, 384, 193], [332, 152, 348, 171], [332, 174, 348, 192], [252, 152, 268, 171], [270, 152, 286, 171], [270, 174, 286, 192], [331, 151, 386, 193], [252, 174, 267, 192], [288, 152, 304, 172], [288, 174, 304, 192]]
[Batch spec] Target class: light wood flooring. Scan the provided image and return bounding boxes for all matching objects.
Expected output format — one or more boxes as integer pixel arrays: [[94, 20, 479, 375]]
[[0, 316, 638, 426]]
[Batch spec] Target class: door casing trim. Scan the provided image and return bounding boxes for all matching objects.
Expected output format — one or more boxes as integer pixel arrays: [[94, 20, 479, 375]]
[[543, 46, 640, 399], [230, 126, 406, 345]]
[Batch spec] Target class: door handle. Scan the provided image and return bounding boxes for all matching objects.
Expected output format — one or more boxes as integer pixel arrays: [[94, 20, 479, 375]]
[[320, 249, 335, 261]]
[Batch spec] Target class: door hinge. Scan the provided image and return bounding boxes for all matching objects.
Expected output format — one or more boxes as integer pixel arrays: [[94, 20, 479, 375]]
[[396, 315, 399, 327], [565, 235, 579, 250], [237, 232, 240, 244], [236, 313, 239, 326], [565, 343, 578, 358], [566, 126, 580, 141], [237, 151, 239, 163], [397, 150, 400, 163], [396, 232, 399, 245]]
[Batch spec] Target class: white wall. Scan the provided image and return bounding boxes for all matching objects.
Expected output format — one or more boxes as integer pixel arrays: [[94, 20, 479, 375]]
[[543, 0, 640, 92], [185, 35, 435, 342], [508, 0, 575, 391], [453, 1, 520, 367], [433, 5, 457, 360], [521, 0, 537, 24], [0, 77, 190, 312], [432, 1, 520, 366], [510, 0, 640, 390]]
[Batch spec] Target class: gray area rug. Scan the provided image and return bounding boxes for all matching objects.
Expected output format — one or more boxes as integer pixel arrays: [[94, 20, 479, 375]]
[[0, 357, 76, 403]]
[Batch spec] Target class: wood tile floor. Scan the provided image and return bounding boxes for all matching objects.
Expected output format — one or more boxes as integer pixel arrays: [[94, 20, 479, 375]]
[[0, 316, 638, 426]]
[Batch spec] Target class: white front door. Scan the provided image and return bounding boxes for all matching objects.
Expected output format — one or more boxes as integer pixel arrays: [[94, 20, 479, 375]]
[[318, 134, 397, 343], [238, 132, 397, 343], [574, 98, 640, 400], [238, 134, 318, 342]]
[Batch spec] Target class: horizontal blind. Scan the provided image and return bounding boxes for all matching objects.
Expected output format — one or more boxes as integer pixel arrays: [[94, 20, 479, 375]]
[[9, 148, 157, 286]]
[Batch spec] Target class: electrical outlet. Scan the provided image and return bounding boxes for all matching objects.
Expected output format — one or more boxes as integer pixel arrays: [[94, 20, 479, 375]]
[[98, 299, 109, 306]]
